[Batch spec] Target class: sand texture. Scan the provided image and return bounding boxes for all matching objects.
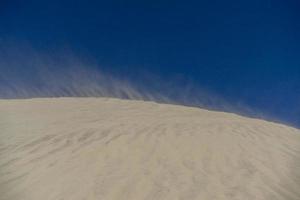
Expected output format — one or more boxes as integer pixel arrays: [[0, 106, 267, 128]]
[[0, 98, 300, 200]]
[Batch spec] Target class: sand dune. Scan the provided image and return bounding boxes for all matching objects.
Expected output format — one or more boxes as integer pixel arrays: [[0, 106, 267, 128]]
[[0, 98, 299, 200]]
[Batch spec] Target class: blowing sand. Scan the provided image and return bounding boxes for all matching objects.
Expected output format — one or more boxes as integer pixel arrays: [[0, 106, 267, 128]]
[[0, 98, 299, 200]]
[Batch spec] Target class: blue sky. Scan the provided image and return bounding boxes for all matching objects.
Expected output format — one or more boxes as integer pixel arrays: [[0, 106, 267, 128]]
[[0, 0, 300, 127]]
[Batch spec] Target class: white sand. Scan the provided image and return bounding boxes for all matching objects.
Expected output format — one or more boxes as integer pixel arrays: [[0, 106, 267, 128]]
[[0, 98, 299, 200]]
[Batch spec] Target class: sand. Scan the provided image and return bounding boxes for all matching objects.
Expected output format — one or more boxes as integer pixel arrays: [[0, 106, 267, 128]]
[[0, 97, 299, 200]]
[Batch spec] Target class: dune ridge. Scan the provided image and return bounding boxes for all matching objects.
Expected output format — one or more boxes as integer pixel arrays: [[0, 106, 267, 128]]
[[0, 98, 300, 200]]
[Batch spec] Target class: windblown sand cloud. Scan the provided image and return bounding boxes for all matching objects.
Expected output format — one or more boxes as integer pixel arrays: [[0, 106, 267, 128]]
[[0, 98, 299, 200], [0, 46, 262, 124]]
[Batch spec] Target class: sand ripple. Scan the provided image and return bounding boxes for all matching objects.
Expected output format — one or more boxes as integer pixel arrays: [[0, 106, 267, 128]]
[[0, 98, 299, 200]]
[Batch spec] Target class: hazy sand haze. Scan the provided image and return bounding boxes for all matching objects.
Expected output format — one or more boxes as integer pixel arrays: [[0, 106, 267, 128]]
[[0, 98, 299, 200]]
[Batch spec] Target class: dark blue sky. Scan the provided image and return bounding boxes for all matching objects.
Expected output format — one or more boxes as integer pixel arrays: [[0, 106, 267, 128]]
[[1, 0, 300, 127]]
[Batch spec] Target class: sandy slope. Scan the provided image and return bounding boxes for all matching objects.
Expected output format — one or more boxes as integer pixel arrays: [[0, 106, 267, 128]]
[[0, 98, 299, 200]]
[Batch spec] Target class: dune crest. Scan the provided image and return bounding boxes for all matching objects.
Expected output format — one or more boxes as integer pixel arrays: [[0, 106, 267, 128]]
[[0, 98, 300, 200]]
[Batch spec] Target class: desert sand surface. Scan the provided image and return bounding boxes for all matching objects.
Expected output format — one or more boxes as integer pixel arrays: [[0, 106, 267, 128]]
[[0, 98, 300, 200]]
